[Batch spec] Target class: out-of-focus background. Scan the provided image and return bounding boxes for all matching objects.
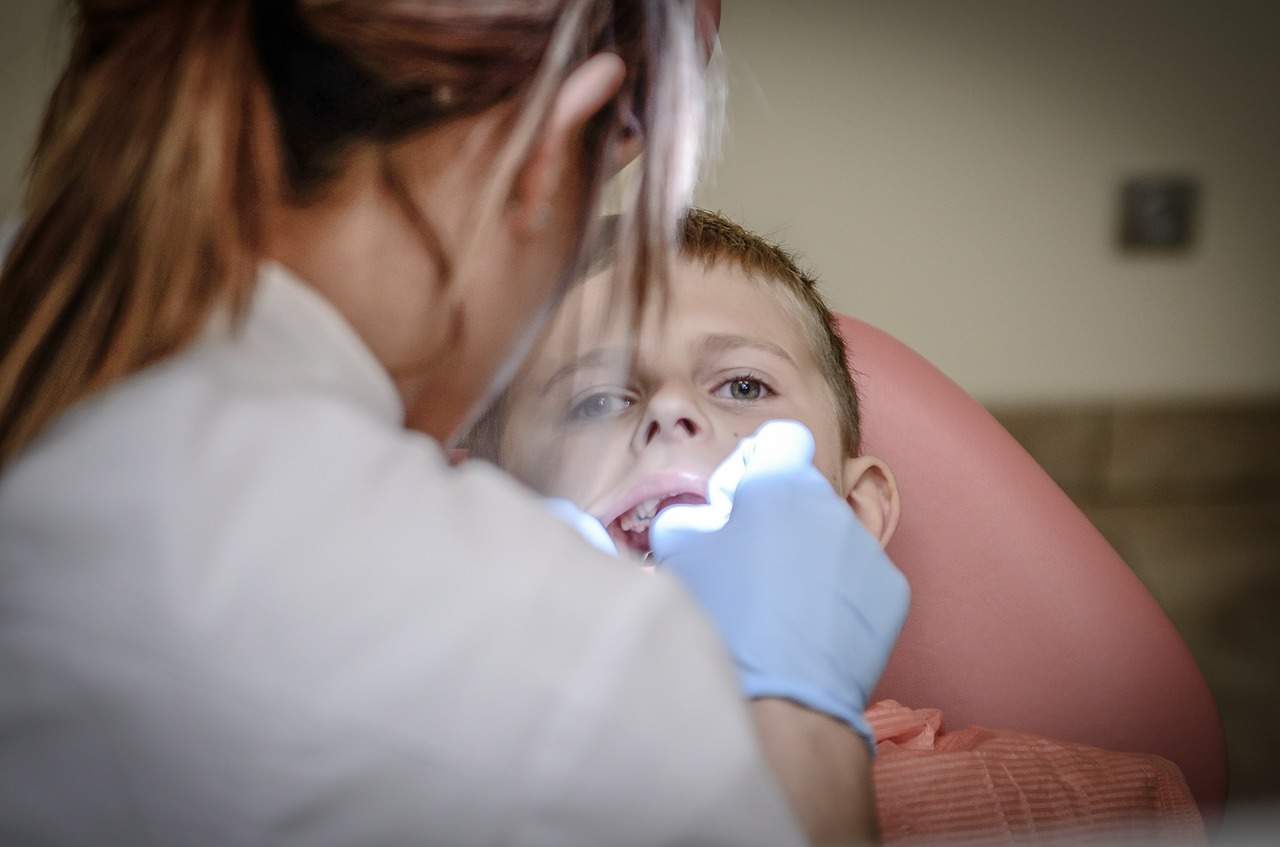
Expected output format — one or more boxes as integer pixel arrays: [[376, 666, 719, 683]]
[[3, 0, 1277, 820]]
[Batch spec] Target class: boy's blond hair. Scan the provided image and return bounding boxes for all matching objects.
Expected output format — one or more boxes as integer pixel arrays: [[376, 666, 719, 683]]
[[680, 209, 861, 456]]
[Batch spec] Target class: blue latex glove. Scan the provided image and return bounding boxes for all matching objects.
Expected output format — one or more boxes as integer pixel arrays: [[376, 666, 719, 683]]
[[650, 420, 910, 745], [544, 497, 618, 556]]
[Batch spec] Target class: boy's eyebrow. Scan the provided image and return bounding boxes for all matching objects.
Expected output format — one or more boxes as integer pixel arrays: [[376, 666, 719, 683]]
[[699, 333, 796, 366], [542, 347, 631, 392]]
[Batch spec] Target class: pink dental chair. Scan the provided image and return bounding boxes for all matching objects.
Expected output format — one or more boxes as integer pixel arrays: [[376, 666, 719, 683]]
[[840, 315, 1227, 817]]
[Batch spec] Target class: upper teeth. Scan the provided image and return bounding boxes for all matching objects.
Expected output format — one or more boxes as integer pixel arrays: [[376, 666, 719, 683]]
[[620, 497, 663, 533]]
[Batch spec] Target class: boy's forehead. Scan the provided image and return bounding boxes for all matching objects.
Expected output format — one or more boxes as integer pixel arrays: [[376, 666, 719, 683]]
[[534, 257, 817, 371]]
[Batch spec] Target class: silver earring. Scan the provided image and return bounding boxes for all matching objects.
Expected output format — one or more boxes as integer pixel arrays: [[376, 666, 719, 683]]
[[432, 84, 456, 109]]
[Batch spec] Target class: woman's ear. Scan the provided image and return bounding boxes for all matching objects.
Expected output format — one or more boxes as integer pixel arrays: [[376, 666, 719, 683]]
[[841, 455, 901, 548], [511, 52, 626, 235]]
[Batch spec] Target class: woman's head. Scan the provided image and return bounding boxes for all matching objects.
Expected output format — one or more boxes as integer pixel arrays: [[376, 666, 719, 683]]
[[0, 0, 716, 465]]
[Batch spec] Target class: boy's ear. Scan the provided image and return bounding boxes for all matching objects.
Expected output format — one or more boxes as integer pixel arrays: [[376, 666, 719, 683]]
[[511, 53, 626, 235], [841, 455, 900, 548]]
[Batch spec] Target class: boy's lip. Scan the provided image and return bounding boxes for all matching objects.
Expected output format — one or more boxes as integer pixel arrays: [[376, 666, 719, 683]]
[[592, 469, 711, 529], [592, 469, 711, 558]]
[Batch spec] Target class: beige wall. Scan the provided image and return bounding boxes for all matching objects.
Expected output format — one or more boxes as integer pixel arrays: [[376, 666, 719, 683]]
[[698, 0, 1280, 403], [3, 1, 1277, 403], [0, 2, 67, 221]]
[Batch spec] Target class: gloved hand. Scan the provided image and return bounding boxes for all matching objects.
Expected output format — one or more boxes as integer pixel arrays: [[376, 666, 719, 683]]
[[650, 420, 909, 746], [544, 497, 618, 556]]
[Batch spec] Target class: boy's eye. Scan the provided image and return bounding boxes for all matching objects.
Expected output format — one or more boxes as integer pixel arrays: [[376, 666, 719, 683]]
[[570, 392, 633, 421], [714, 377, 771, 402]]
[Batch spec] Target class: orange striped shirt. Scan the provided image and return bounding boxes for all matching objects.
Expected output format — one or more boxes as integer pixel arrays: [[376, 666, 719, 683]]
[[868, 700, 1205, 845]]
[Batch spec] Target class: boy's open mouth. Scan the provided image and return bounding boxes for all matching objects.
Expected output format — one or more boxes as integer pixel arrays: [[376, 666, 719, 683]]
[[605, 491, 708, 557]]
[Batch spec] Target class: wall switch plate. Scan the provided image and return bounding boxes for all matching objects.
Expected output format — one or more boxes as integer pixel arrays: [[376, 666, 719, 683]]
[[1119, 176, 1199, 251]]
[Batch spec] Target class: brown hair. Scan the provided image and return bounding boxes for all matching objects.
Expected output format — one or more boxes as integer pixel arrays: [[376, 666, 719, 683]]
[[0, 0, 710, 468], [467, 208, 863, 460], [680, 209, 861, 456]]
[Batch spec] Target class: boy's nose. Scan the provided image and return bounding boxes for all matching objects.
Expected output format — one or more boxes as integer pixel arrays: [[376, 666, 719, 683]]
[[634, 386, 709, 450]]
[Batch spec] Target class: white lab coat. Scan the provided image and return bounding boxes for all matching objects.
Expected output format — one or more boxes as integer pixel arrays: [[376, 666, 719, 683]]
[[0, 263, 804, 846]]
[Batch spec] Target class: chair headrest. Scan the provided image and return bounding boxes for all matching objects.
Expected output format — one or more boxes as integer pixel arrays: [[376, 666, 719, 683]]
[[840, 315, 1226, 814]]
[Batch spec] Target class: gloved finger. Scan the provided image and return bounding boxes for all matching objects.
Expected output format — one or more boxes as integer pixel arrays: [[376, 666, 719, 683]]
[[735, 420, 816, 482], [700, 421, 818, 525], [703, 431, 753, 515], [650, 501, 730, 560], [658, 420, 820, 550], [543, 497, 618, 556], [703, 419, 818, 514]]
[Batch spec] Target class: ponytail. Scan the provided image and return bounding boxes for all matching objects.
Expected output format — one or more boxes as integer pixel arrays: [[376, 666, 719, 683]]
[[0, 1, 277, 467]]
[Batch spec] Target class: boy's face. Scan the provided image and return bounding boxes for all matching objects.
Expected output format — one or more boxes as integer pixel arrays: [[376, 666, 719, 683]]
[[496, 256, 892, 556]]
